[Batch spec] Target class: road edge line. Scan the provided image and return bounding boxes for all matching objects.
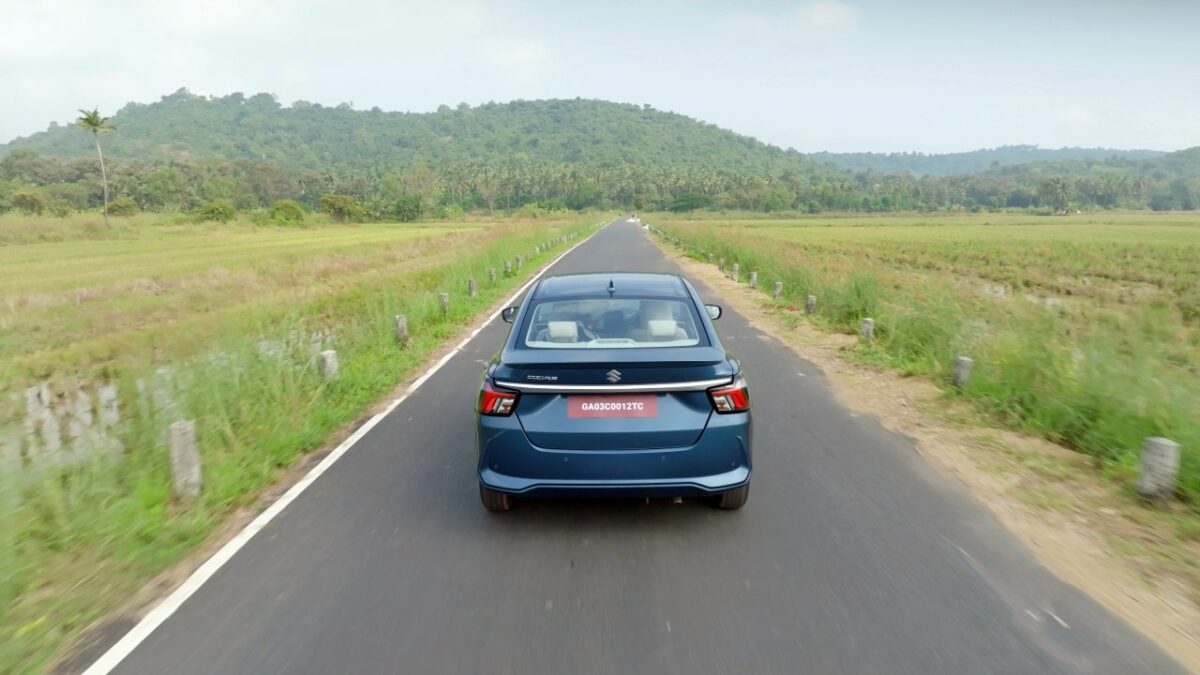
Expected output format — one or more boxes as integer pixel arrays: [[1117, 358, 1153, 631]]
[[81, 219, 611, 675]]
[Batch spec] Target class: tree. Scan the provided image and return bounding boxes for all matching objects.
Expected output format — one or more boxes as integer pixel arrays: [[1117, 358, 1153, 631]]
[[1038, 177, 1073, 212], [392, 195, 421, 222], [669, 193, 713, 212], [142, 167, 187, 209], [319, 193, 366, 222], [75, 108, 115, 224]]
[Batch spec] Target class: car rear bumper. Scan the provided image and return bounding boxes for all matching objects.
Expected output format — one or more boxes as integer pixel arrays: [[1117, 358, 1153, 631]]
[[476, 411, 751, 497], [479, 467, 750, 497]]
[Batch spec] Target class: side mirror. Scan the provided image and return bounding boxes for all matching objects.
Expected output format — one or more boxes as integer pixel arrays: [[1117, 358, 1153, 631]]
[[501, 307, 518, 323], [705, 304, 722, 320]]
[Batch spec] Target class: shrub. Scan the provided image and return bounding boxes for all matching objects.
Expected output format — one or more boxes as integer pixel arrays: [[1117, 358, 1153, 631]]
[[514, 203, 546, 219], [268, 199, 307, 226], [319, 194, 366, 222], [392, 195, 421, 222], [107, 197, 139, 216], [437, 203, 465, 219], [537, 197, 568, 212], [12, 190, 46, 215], [194, 199, 237, 223], [47, 201, 75, 217], [42, 182, 92, 210]]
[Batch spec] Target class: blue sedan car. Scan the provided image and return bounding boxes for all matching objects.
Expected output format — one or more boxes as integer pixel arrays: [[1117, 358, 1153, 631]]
[[476, 272, 752, 511]]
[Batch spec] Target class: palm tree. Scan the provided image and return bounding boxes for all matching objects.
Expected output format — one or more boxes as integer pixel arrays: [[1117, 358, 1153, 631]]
[[76, 108, 115, 224], [1039, 177, 1073, 213]]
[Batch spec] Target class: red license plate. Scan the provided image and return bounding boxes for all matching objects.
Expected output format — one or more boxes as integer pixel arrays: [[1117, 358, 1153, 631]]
[[567, 395, 658, 418]]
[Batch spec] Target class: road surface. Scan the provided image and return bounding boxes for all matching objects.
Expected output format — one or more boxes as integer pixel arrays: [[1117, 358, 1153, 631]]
[[99, 219, 1181, 674]]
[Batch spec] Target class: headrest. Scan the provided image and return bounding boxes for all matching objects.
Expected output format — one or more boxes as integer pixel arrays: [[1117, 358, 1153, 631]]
[[642, 301, 671, 320], [547, 321, 578, 342], [649, 320, 677, 337]]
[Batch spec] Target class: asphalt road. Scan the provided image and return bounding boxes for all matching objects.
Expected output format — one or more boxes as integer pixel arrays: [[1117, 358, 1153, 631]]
[[105, 219, 1181, 674]]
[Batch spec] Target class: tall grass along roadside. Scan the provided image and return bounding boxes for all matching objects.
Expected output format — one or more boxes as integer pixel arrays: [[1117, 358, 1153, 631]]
[[652, 212, 1200, 501], [0, 214, 601, 674]]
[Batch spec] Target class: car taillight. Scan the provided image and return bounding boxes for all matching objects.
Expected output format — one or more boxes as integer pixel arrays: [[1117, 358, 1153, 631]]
[[478, 380, 519, 416], [708, 375, 750, 414]]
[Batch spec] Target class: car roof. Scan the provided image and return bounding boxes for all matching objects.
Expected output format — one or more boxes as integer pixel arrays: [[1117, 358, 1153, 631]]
[[532, 272, 688, 299]]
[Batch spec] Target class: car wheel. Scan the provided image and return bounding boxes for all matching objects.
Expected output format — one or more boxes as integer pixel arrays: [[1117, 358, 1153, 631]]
[[479, 483, 514, 512], [712, 484, 749, 510]]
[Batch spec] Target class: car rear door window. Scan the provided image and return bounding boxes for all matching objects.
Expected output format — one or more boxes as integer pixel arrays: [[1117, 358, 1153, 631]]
[[523, 298, 706, 348]]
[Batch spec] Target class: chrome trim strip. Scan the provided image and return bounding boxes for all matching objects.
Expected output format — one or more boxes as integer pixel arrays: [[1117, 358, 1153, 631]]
[[494, 377, 732, 394]]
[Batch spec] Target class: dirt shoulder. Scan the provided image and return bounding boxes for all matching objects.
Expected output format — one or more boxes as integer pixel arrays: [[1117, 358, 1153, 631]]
[[655, 238, 1200, 672]]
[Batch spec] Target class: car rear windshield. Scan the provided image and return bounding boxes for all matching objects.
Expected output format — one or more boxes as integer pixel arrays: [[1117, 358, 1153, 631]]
[[522, 297, 706, 349]]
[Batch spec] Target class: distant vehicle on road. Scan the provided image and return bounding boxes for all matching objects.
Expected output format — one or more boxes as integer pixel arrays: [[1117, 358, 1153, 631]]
[[476, 272, 752, 511]]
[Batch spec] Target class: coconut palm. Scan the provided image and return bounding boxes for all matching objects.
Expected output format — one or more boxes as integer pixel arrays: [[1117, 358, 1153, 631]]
[[75, 108, 115, 224], [1039, 177, 1074, 212]]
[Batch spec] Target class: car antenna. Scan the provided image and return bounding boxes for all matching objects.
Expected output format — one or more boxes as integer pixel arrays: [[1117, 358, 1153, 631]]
[[607, 279, 615, 297]]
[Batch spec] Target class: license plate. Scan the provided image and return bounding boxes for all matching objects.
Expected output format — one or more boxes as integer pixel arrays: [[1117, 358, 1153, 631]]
[[567, 395, 658, 418]]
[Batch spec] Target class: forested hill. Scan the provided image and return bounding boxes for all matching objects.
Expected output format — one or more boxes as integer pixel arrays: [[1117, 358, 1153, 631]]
[[812, 145, 1164, 176], [2, 89, 1196, 215], [0, 89, 822, 174]]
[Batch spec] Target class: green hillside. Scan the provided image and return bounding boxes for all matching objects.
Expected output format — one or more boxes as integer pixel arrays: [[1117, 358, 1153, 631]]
[[0, 89, 1195, 216], [812, 145, 1165, 176], [1, 89, 820, 174]]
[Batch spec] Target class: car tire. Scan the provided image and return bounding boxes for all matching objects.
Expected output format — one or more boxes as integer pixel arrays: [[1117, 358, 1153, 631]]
[[479, 483, 514, 512], [712, 484, 749, 510]]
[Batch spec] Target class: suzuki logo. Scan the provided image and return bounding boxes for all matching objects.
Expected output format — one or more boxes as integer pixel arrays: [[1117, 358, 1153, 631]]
[[606, 369, 622, 383]]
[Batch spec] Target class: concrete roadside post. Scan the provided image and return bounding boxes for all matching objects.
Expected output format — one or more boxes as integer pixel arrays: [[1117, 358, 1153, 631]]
[[439, 293, 449, 316], [953, 356, 974, 388], [468, 279, 477, 297], [730, 263, 739, 283], [504, 260, 512, 277], [748, 271, 758, 289], [806, 295, 817, 315], [718, 258, 725, 272], [393, 314, 409, 346], [488, 267, 497, 284], [1137, 437, 1181, 502], [860, 318, 874, 342], [319, 350, 339, 379], [773, 281, 783, 299], [169, 420, 201, 500]]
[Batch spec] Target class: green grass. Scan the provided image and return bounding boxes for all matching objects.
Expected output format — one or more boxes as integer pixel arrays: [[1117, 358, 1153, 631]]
[[652, 211, 1200, 500], [0, 213, 601, 673]]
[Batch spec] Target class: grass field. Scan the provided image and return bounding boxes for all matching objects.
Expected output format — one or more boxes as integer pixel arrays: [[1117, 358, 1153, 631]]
[[0, 212, 600, 673], [652, 212, 1200, 499]]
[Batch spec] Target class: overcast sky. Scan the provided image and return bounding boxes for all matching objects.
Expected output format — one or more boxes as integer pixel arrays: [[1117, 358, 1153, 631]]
[[4, 0, 1198, 153]]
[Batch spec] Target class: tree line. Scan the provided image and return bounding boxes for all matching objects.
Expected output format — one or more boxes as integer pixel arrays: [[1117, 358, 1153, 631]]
[[811, 144, 1165, 177], [2, 148, 1196, 220]]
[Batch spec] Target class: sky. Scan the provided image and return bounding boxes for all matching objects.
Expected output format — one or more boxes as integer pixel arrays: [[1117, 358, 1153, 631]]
[[3, 0, 1199, 153]]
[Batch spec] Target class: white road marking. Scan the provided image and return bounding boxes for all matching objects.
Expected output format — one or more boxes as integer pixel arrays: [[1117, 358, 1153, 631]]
[[82, 223, 606, 675], [1047, 610, 1071, 629]]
